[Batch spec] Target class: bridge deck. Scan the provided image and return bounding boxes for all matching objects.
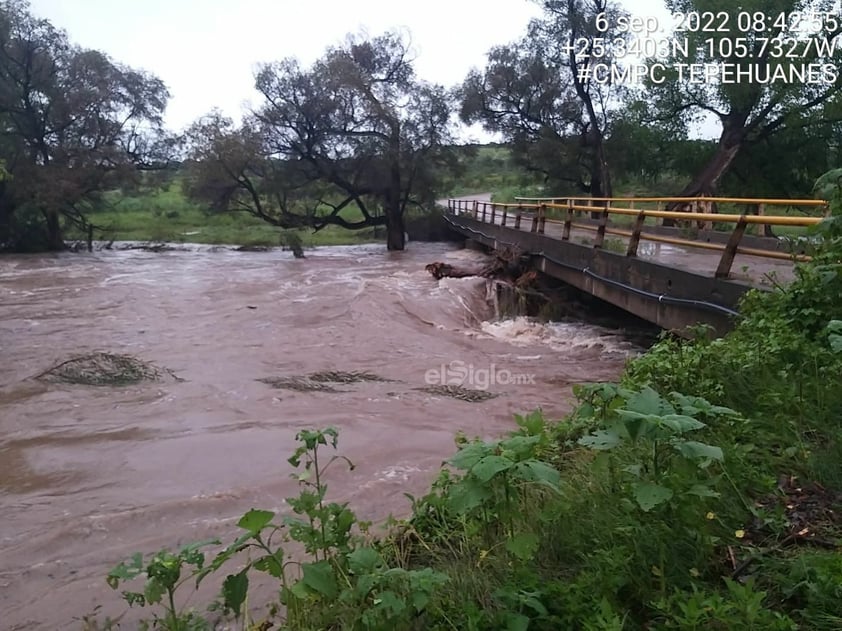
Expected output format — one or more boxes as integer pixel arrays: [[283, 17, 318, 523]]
[[442, 194, 822, 334], [446, 194, 807, 288], [486, 212, 796, 287]]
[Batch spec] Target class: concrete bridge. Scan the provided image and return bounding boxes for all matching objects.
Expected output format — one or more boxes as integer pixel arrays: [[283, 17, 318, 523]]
[[443, 195, 828, 335]]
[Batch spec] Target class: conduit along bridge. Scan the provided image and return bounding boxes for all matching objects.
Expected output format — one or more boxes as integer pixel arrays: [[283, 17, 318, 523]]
[[442, 195, 828, 336]]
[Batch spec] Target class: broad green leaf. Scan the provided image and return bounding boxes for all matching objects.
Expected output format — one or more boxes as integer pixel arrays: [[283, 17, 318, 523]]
[[143, 578, 165, 605], [685, 484, 720, 498], [449, 442, 493, 470], [523, 594, 548, 616], [348, 547, 382, 574], [411, 587, 431, 612], [253, 550, 284, 578], [500, 435, 542, 458], [354, 574, 377, 599], [301, 561, 338, 598], [288, 579, 311, 600], [621, 464, 642, 478], [222, 571, 249, 617], [674, 441, 724, 462], [375, 590, 406, 615], [506, 532, 540, 561], [504, 612, 530, 631], [632, 483, 674, 511], [618, 411, 649, 441], [658, 414, 706, 434], [574, 401, 596, 419], [578, 429, 622, 450], [515, 460, 561, 488], [708, 405, 739, 417], [107, 553, 144, 588], [625, 386, 665, 416], [471, 455, 514, 482], [448, 477, 493, 513], [516, 410, 546, 436], [237, 509, 275, 534]]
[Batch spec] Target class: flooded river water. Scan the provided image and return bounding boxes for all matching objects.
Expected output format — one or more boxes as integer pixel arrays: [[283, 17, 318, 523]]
[[0, 242, 643, 628]]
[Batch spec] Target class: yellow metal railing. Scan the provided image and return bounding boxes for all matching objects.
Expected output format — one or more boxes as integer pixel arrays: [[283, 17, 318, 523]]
[[446, 196, 829, 279]]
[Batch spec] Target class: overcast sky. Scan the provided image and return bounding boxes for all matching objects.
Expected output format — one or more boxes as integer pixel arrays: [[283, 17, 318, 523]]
[[29, 0, 675, 140]]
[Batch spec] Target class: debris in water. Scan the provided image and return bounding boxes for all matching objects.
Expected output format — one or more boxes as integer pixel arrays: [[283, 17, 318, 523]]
[[257, 370, 396, 393], [414, 385, 498, 402], [258, 376, 346, 393], [308, 371, 395, 384], [36, 353, 179, 386]]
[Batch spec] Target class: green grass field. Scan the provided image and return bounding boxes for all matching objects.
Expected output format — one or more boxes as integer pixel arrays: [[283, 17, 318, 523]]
[[65, 184, 382, 248]]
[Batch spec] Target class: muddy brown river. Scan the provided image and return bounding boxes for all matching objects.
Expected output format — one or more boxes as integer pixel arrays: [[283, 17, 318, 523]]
[[0, 242, 642, 629]]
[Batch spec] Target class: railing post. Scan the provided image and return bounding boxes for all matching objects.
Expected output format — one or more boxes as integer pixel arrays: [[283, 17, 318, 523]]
[[472, 200, 479, 218], [756, 203, 772, 237], [656, 201, 663, 226], [482, 203, 487, 222], [594, 201, 609, 248], [539, 204, 547, 234], [716, 215, 748, 279], [563, 199, 573, 241], [491, 203, 496, 224], [501, 206, 508, 227], [626, 211, 646, 257], [515, 205, 523, 230], [531, 206, 539, 232]]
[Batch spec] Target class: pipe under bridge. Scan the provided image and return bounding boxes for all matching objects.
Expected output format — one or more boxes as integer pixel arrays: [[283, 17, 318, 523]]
[[443, 195, 828, 336]]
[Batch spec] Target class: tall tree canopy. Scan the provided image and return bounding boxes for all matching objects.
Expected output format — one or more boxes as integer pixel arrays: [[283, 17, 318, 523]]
[[651, 0, 842, 198], [460, 0, 631, 197], [184, 31, 455, 251], [0, 0, 171, 251]]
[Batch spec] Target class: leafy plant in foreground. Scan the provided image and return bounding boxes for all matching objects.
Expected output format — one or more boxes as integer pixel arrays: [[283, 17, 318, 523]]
[[577, 386, 730, 512], [105, 427, 448, 630]]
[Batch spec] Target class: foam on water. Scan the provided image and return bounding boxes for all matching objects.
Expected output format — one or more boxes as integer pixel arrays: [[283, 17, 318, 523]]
[[476, 316, 641, 357]]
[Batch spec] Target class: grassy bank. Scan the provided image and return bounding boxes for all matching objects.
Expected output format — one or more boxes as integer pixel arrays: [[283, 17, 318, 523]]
[[64, 185, 383, 248]]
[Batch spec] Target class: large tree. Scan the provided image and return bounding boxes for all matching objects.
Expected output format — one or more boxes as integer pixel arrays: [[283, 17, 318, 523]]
[[460, 0, 631, 197], [0, 0, 171, 251], [652, 0, 842, 199], [184, 31, 455, 251]]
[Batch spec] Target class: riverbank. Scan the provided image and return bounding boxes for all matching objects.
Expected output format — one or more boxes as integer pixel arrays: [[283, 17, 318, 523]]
[[59, 186, 459, 250], [81, 214, 842, 630]]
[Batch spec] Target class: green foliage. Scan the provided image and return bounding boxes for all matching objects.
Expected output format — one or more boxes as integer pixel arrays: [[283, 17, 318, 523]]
[[104, 428, 448, 630], [106, 543, 218, 630], [577, 387, 727, 512]]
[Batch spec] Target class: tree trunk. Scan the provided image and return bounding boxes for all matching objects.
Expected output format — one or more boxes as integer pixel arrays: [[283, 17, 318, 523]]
[[385, 207, 405, 251], [591, 143, 612, 198], [664, 120, 745, 226], [44, 209, 65, 251], [589, 145, 612, 218]]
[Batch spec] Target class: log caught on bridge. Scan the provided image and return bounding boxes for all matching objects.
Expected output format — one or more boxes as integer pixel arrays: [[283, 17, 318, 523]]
[[425, 245, 528, 282]]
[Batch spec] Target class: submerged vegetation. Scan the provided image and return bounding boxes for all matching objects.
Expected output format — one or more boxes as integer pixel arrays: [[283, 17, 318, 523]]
[[36, 353, 178, 387], [90, 188, 842, 629]]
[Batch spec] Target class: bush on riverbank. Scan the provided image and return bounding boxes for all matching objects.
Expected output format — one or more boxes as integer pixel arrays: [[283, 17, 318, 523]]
[[94, 193, 842, 630]]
